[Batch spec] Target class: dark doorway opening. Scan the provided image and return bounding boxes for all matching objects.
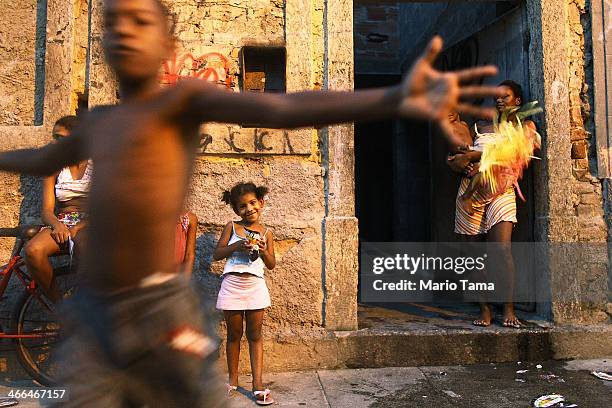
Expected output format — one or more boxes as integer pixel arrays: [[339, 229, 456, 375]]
[[354, 1, 543, 325]]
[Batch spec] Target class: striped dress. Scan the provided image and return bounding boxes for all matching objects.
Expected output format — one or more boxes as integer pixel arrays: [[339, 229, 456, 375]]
[[454, 133, 518, 235]]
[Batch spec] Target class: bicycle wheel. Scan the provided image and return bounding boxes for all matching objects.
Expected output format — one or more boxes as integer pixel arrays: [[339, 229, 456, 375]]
[[10, 272, 76, 386]]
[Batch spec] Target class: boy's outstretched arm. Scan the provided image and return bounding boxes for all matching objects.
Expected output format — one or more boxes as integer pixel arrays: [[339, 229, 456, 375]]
[[183, 37, 502, 143], [0, 129, 86, 176]]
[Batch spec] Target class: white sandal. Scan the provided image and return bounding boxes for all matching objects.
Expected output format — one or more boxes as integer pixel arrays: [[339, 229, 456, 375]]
[[253, 389, 275, 405], [226, 383, 237, 396]]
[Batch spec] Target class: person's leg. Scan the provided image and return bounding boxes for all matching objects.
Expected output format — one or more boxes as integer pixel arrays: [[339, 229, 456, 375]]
[[458, 233, 492, 326], [487, 221, 519, 327], [24, 229, 61, 302], [246, 309, 273, 405], [70, 226, 87, 267], [224, 310, 244, 388], [245, 309, 264, 390]]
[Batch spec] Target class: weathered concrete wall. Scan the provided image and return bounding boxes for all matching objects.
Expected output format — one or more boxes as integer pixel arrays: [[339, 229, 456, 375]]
[[0, 0, 357, 348], [398, 1, 499, 71], [527, 0, 609, 323], [354, 2, 400, 74], [0, 0, 38, 125]]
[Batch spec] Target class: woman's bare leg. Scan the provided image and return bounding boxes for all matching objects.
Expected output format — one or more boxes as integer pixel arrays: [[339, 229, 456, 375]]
[[487, 221, 520, 327], [24, 229, 61, 302], [458, 233, 492, 326], [224, 310, 244, 387]]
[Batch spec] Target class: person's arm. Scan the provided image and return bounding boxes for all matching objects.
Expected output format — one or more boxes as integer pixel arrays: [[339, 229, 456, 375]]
[[41, 174, 70, 244], [179, 37, 501, 142], [181, 212, 198, 276], [212, 222, 249, 261], [0, 129, 87, 176], [258, 230, 275, 270], [448, 150, 481, 174]]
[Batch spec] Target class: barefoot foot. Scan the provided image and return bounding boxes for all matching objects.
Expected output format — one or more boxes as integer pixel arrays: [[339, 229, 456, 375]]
[[502, 304, 521, 328], [473, 304, 492, 327]]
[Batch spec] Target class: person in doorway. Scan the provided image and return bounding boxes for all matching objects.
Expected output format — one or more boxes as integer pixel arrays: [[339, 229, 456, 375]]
[[448, 80, 539, 328]]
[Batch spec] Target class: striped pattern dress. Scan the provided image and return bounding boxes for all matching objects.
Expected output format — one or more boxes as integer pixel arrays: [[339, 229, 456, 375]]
[[454, 133, 518, 235]]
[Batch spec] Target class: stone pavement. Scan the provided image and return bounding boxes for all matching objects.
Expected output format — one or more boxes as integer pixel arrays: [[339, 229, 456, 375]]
[[0, 359, 609, 407]]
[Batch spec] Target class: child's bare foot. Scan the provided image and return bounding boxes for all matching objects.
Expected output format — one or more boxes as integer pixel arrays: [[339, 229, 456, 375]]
[[460, 195, 475, 215], [502, 303, 521, 328], [473, 304, 492, 327]]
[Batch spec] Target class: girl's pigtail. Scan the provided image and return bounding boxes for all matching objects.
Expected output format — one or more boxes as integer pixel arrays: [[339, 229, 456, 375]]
[[255, 186, 269, 200], [221, 191, 232, 205]]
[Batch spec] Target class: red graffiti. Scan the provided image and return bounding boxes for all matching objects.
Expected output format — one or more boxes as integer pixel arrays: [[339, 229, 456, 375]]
[[161, 52, 234, 88]]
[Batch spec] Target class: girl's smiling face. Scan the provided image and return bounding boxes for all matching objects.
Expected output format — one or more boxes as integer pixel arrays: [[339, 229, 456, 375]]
[[234, 192, 264, 224]]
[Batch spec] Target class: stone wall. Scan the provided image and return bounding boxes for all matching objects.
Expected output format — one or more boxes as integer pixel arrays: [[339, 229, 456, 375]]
[[566, 0, 610, 322], [0, 0, 39, 125], [0, 0, 358, 344], [353, 1, 400, 74]]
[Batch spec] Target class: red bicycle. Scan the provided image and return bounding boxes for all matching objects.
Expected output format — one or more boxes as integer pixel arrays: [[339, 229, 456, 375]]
[[0, 225, 76, 386]]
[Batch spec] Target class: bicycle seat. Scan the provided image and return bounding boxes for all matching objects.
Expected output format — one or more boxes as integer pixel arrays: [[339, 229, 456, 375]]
[[0, 225, 43, 240]]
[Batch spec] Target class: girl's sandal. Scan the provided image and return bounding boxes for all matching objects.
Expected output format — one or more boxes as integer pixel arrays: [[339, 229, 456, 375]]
[[226, 384, 238, 396], [253, 389, 275, 405]]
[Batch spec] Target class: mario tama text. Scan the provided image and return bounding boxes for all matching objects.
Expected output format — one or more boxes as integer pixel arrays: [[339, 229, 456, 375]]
[[359, 242, 542, 303], [372, 279, 494, 292]]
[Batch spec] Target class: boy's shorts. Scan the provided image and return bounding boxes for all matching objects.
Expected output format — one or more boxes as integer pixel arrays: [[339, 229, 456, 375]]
[[50, 274, 225, 408]]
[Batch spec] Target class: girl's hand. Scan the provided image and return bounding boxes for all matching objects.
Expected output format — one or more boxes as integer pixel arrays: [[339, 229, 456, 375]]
[[50, 223, 70, 244], [233, 239, 252, 252], [256, 238, 267, 251]]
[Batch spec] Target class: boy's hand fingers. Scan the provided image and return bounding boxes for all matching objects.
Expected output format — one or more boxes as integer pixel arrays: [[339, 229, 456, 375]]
[[459, 86, 505, 100], [456, 104, 497, 119], [454, 66, 498, 83], [421, 36, 443, 65]]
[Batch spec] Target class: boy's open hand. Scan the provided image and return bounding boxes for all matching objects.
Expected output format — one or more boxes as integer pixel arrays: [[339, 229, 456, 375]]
[[399, 36, 503, 142]]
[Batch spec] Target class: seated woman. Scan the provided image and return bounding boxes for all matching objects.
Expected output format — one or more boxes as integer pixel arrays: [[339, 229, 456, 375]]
[[25, 116, 92, 302]]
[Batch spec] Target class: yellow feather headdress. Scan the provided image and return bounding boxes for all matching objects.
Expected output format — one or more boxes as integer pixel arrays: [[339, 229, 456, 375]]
[[478, 102, 542, 194]]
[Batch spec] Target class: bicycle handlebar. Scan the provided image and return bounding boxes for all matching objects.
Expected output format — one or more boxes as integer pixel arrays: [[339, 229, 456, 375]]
[[0, 225, 43, 239], [0, 227, 19, 237]]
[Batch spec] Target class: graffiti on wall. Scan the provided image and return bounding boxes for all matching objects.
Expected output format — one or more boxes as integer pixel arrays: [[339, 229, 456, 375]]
[[161, 52, 234, 88], [162, 52, 302, 154], [196, 126, 293, 154]]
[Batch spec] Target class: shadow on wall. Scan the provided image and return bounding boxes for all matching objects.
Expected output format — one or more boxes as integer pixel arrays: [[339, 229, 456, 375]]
[[19, 175, 42, 226], [192, 232, 223, 308]]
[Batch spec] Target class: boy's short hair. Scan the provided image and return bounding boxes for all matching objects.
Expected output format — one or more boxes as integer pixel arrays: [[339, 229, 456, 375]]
[[499, 80, 523, 103], [154, 0, 177, 40], [54, 115, 78, 131]]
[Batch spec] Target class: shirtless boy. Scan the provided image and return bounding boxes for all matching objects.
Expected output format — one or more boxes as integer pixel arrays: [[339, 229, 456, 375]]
[[0, 0, 502, 405]]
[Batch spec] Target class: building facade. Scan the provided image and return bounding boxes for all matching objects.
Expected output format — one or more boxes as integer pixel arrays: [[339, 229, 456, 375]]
[[0, 0, 609, 371]]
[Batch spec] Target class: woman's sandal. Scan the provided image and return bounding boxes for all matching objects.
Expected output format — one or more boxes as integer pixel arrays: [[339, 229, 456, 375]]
[[226, 384, 238, 396], [253, 389, 275, 405]]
